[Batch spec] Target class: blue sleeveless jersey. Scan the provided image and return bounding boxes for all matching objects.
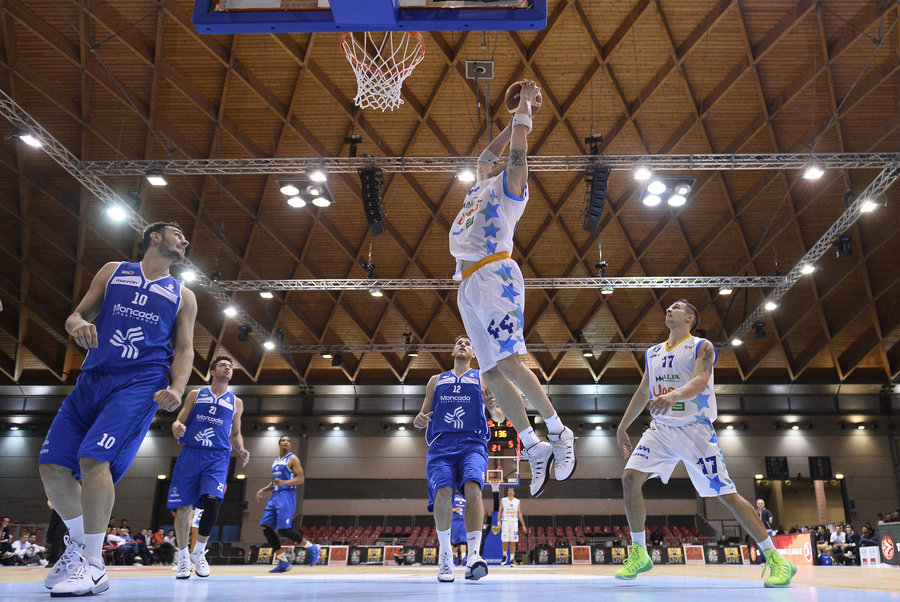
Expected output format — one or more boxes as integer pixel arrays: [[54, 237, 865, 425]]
[[425, 368, 489, 446], [272, 452, 296, 493], [179, 388, 236, 451], [81, 262, 182, 373]]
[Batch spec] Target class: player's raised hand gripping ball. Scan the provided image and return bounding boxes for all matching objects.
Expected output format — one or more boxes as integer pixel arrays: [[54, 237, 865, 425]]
[[505, 80, 542, 115]]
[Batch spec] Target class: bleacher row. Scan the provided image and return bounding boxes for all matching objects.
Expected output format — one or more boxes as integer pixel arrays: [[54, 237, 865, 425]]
[[298, 515, 709, 552]]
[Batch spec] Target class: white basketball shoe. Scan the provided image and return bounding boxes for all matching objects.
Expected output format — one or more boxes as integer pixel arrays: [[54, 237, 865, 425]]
[[175, 552, 192, 579], [50, 557, 108, 597], [45, 536, 83, 590], [190, 548, 210, 578], [523, 441, 554, 497], [548, 426, 577, 481], [437, 552, 455, 582]]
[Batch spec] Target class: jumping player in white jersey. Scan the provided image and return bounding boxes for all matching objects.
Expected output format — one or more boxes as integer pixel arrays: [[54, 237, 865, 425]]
[[615, 300, 796, 587], [449, 80, 575, 498], [39, 222, 197, 597], [414, 336, 504, 582], [500, 488, 525, 565], [168, 356, 250, 579], [256, 437, 321, 572]]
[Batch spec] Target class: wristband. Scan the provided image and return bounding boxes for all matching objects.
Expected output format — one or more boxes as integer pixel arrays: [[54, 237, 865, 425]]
[[479, 148, 500, 164], [511, 113, 533, 133]]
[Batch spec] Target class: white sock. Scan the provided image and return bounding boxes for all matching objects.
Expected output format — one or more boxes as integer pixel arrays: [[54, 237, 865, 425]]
[[83, 533, 106, 568], [758, 537, 775, 552], [545, 413, 564, 435], [277, 552, 287, 562], [192, 541, 206, 555], [437, 528, 451, 556], [519, 427, 540, 448], [631, 531, 646, 548], [467, 530, 482, 558], [179, 547, 190, 559], [63, 515, 85, 546]]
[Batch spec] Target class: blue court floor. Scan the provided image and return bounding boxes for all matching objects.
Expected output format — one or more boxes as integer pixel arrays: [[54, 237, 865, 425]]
[[2, 565, 898, 600]]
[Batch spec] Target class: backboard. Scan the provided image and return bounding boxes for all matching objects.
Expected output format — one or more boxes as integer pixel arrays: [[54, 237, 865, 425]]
[[193, 0, 547, 34]]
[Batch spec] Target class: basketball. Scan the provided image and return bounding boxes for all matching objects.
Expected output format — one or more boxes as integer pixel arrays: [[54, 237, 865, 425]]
[[505, 81, 542, 114]]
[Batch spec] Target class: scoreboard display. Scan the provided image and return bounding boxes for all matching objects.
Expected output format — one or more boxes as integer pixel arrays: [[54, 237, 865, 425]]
[[488, 419, 519, 454]]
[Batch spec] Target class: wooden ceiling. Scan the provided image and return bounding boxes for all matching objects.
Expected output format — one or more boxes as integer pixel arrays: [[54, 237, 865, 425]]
[[0, 0, 898, 387]]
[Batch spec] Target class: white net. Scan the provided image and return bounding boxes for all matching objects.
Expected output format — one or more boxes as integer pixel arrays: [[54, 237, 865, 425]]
[[340, 31, 426, 112]]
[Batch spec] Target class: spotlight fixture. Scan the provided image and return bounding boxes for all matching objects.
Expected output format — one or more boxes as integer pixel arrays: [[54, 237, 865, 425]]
[[594, 424, 603, 430], [9, 425, 21, 431], [15, 129, 43, 148], [731, 337, 743, 346], [259, 289, 274, 299], [287, 196, 306, 208], [718, 286, 733, 296], [266, 425, 276, 431], [633, 166, 651, 181], [835, 235, 853, 258], [834, 473, 844, 479], [857, 424, 866, 430], [642, 194, 661, 207], [181, 270, 197, 283], [640, 175, 696, 209], [145, 170, 168, 186], [397, 424, 407, 431], [332, 424, 342, 431], [235, 474, 246, 480], [321, 351, 333, 359], [791, 424, 800, 430], [237, 325, 252, 342], [359, 165, 386, 236], [802, 165, 824, 180], [764, 301, 778, 311], [224, 306, 238, 317], [600, 286, 614, 295], [407, 347, 419, 357], [753, 322, 767, 339], [674, 182, 692, 196], [309, 169, 328, 183], [583, 349, 593, 358], [800, 264, 815, 275], [263, 339, 276, 351], [280, 183, 300, 196], [754, 474, 764, 480], [457, 168, 476, 183], [157, 474, 167, 480], [369, 287, 384, 298], [859, 198, 878, 213], [667, 194, 686, 207], [725, 424, 735, 430], [106, 205, 128, 222], [311, 195, 332, 208], [647, 180, 666, 195]]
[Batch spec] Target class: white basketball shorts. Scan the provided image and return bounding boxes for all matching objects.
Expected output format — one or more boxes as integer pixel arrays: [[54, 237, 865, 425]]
[[457, 258, 527, 372], [624, 419, 737, 498], [501, 521, 519, 543]]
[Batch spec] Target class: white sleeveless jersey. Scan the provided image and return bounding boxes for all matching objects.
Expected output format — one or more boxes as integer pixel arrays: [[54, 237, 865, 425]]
[[449, 170, 528, 279], [501, 497, 520, 522], [646, 335, 718, 426]]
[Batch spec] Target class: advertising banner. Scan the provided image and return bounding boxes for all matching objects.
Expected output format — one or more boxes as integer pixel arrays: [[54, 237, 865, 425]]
[[329, 545, 348, 566], [590, 545, 610, 564], [877, 522, 900, 566], [682, 544, 705, 565], [648, 546, 667, 565], [571, 546, 591, 565], [723, 545, 743, 564], [666, 546, 684, 564], [772, 533, 815, 567]]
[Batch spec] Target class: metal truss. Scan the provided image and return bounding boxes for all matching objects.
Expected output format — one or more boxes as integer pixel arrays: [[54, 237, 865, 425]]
[[0, 89, 306, 384], [212, 275, 785, 292], [732, 164, 900, 344], [78, 152, 900, 176], [278, 342, 661, 355]]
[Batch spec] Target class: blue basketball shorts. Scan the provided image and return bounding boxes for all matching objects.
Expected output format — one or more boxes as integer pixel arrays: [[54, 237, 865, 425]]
[[260, 490, 296, 530], [39, 368, 169, 483], [166, 446, 230, 510], [426, 437, 488, 512], [451, 518, 467, 546]]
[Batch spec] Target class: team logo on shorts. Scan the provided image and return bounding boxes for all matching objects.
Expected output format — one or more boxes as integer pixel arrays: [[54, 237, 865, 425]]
[[444, 407, 466, 429], [110, 327, 144, 359], [194, 428, 216, 447]]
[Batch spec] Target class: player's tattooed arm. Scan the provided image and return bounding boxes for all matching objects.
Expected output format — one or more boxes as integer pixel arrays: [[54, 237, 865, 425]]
[[702, 347, 713, 372], [509, 149, 527, 167]]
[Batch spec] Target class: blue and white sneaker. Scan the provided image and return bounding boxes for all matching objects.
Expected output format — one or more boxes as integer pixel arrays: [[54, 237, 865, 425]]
[[269, 559, 292, 573], [308, 544, 321, 566]]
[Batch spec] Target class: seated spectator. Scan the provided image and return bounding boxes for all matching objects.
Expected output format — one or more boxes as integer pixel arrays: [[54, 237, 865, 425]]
[[800, 526, 809, 534], [717, 534, 729, 546], [133, 528, 152, 565], [108, 517, 116, 529], [648, 527, 663, 546], [859, 525, 878, 547], [829, 523, 845, 549], [553, 535, 568, 549], [839, 524, 862, 565], [115, 527, 142, 566], [876, 513, 885, 525], [13, 532, 48, 566], [893, 510, 900, 523], [159, 529, 177, 565], [787, 525, 799, 534], [815, 525, 832, 558], [0, 516, 12, 559], [575, 535, 587, 546]]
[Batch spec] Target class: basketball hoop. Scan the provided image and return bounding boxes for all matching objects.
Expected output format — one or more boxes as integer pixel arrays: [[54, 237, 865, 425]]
[[341, 31, 426, 112]]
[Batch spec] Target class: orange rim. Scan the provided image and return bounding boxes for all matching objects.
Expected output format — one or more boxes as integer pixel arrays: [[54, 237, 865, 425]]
[[341, 31, 426, 76]]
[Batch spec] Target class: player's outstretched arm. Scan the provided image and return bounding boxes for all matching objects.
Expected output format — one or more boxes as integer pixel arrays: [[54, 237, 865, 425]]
[[172, 389, 199, 440], [648, 340, 715, 415], [506, 80, 540, 198], [65, 261, 119, 349], [414, 374, 438, 429], [616, 369, 651, 459], [231, 396, 250, 467], [476, 124, 512, 182]]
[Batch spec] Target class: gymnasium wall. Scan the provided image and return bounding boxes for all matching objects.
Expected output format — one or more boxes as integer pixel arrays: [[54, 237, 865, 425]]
[[2, 416, 897, 542]]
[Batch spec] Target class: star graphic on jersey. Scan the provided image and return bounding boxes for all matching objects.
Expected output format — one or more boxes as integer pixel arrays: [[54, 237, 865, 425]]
[[482, 222, 501, 239], [706, 474, 727, 494], [692, 392, 711, 411], [509, 304, 525, 328], [485, 240, 498, 254], [708, 432, 719, 445], [694, 414, 712, 427], [489, 189, 498, 201], [498, 337, 518, 354], [480, 201, 500, 220], [500, 282, 520, 303], [494, 264, 514, 281]]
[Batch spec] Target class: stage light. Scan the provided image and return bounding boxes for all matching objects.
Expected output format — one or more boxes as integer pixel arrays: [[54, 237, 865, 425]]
[[9, 425, 20, 431], [223, 306, 238, 317], [181, 270, 196, 283], [634, 167, 651, 181], [311, 196, 331, 208], [287, 196, 306, 208], [145, 170, 168, 186], [857, 424, 866, 430], [16, 130, 42, 147], [667, 194, 686, 207], [236, 474, 246, 480], [754, 474, 764, 480], [457, 168, 475, 183], [280, 183, 300, 196], [267, 425, 275, 431], [859, 199, 878, 213], [726, 424, 735, 430], [407, 347, 419, 357], [791, 424, 800, 430], [594, 424, 603, 431], [397, 425, 407, 431], [642, 194, 661, 207], [675, 182, 692, 196], [263, 340, 276, 350], [157, 474, 166, 480], [647, 180, 666, 195], [321, 351, 333, 359], [764, 301, 778, 311], [309, 169, 328, 182], [731, 337, 743, 346], [718, 286, 733, 296], [600, 286, 614, 295], [369, 287, 383, 297], [332, 424, 342, 431], [259, 289, 274, 299], [835, 473, 844, 479], [800, 264, 815, 275], [106, 205, 128, 222], [583, 350, 593, 358], [803, 165, 824, 180]]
